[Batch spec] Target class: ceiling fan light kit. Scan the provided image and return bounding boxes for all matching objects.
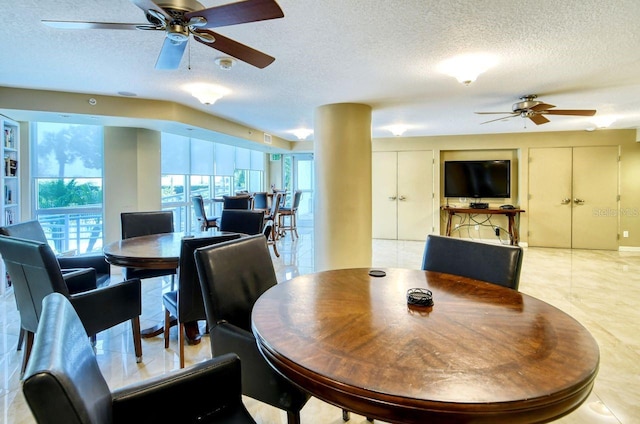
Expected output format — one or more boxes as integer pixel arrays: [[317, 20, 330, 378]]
[[437, 53, 498, 86], [186, 83, 230, 105], [42, 0, 284, 70]]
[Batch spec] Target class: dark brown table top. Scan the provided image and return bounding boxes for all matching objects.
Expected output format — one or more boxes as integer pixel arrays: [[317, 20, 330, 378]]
[[252, 267, 599, 424], [103, 230, 236, 269]]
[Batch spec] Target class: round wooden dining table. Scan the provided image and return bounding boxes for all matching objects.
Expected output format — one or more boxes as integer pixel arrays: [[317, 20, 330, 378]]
[[103, 229, 238, 337], [103, 229, 237, 270], [252, 268, 600, 424]]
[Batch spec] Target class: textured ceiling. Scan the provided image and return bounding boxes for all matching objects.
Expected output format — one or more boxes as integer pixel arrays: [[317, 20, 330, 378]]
[[1, 0, 640, 141]]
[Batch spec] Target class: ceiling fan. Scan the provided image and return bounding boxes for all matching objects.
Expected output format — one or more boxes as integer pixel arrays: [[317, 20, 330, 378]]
[[475, 95, 597, 125], [42, 0, 283, 69]]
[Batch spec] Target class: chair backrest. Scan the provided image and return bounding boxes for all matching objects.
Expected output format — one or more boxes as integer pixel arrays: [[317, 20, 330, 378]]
[[194, 234, 277, 332], [421, 235, 523, 290], [222, 195, 252, 210], [219, 210, 265, 235], [0, 235, 69, 333], [0, 220, 48, 243], [23, 293, 111, 424], [252, 192, 268, 210], [191, 195, 208, 221], [176, 234, 242, 323], [120, 211, 174, 240], [291, 190, 303, 210], [266, 192, 282, 219]]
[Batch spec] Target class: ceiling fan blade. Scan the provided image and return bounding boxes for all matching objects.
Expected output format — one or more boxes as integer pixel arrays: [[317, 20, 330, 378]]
[[185, 0, 284, 29], [544, 109, 597, 116], [130, 0, 172, 23], [155, 37, 187, 69], [530, 102, 556, 112], [474, 111, 513, 115], [194, 30, 275, 68], [42, 20, 143, 30], [479, 114, 518, 125], [529, 114, 550, 125]]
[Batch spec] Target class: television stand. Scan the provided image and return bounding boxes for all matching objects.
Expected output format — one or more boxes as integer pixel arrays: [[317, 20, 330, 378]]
[[469, 202, 489, 209], [441, 206, 526, 245]]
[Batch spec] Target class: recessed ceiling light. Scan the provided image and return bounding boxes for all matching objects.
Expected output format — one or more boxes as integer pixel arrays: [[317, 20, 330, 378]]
[[118, 91, 137, 97]]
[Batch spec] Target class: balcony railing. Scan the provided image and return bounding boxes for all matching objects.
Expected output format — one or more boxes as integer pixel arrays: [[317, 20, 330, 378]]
[[35, 207, 103, 254]]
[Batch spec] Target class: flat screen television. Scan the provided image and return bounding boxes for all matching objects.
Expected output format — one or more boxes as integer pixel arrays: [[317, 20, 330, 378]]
[[444, 160, 511, 199]]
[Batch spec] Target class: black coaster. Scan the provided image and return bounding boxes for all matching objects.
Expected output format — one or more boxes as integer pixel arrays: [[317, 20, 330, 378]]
[[369, 269, 386, 277]]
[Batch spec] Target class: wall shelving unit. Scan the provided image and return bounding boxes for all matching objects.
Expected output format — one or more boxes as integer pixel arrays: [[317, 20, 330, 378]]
[[1, 117, 20, 295]]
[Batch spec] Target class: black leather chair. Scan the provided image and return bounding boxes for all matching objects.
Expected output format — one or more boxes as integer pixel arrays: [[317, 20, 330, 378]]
[[218, 209, 266, 235], [120, 211, 176, 284], [0, 220, 111, 286], [0, 220, 112, 351], [222, 194, 253, 210], [192, 194, 219, 230], [421, 234, 524, 290], [162, 233, 242, 368], [0, 235, 143, 375], [23, 292, 256, 424], [194, 234, 310, 424]]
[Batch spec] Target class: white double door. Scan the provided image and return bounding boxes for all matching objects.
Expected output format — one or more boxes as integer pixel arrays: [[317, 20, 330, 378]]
[[372, 151, 434, 241]]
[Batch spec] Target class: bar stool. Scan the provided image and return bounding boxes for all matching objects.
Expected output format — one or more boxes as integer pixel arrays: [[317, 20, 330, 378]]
[[278, 190, 302, 239]]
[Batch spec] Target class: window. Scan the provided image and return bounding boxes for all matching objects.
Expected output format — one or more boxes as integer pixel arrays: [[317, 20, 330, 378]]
[[31, 122, 104, 253], [161, 134, 266, 232]]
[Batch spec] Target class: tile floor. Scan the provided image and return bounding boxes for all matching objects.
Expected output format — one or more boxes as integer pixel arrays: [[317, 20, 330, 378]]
[[1, 226, 639, 423]]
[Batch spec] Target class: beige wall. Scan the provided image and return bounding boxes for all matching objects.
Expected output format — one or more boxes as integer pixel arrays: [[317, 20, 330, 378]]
[[373, 129, 640, 248]]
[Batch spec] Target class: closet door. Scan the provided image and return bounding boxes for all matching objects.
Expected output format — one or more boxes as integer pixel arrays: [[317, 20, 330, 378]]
[[572, 146, 618, 250], [397, 151, 434, 241], [372, 152, 398, 239], [528, 148, 573, 247]]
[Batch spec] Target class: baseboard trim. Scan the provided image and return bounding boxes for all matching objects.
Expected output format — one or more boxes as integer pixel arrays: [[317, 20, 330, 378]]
[[619, 246, 640, 252]]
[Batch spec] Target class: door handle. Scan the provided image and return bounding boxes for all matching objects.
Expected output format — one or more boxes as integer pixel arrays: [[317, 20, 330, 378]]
[[574, 198, 585, 205], [561, 198, 571, 205], [398, 196, 406, 201], [388, 196, 397, 201]]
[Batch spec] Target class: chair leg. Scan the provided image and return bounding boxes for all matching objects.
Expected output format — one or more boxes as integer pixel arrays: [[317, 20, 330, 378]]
[[164, 309, 171, 348], [131, 317, 142, 363], [270, 224, 280, 257], [292, 212, 299, 239], [286, 411, 301, 424], [17, 328, 25, 351], [20, 331, 35, 378], [178, 322, 185, 369]]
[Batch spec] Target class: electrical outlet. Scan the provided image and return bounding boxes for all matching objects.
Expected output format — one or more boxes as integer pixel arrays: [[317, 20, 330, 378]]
[[623, 231, 629, 238]]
